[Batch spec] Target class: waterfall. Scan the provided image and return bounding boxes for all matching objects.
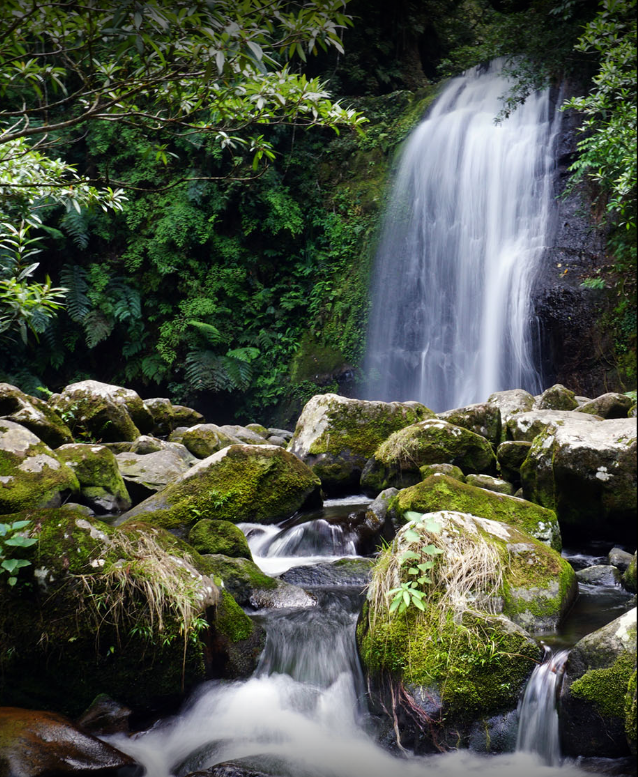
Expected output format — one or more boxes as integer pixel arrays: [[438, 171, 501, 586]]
[[364, 59, 561, 411], [516, 645, 570, 766]]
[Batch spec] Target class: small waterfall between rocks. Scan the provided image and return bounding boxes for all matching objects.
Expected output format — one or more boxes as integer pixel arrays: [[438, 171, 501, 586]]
[[364, 59, 562, 411], [516, 645, 570, 766], [103, 499, 599, 777]]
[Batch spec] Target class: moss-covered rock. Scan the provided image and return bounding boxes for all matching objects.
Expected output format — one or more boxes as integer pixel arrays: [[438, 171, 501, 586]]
[[0, 383, 73, 448], [181, 424, 241, 458], [119, 444, 322, 536], [560, 608, 637, 758], [144, 397, 204, 437], [487, 390, 535, 439], [246, 423, 269, 437], [437, 402, 502, 446], [56, 443, 131, 514], [520, 416, 636, 542], [626, 670, 637, 755], [0, 421, 79, 513], [389, 474, 561, 551], [506, 409, 597, 442], [623, 553, 637, 593], [49, 381, 153, 442], [361, 419, 496, 496], [534, 384, 578, 411], [575, 392, 634, 419], [288, 393, 434, 495], [418, 463, 466, 482], [189, 519, 253, 560], [496, 440, 531, 485], [356, 510, 563, 749]]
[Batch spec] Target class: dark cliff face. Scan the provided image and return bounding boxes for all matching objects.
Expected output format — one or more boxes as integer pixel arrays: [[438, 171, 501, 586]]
[[531, 94, 618, 398]]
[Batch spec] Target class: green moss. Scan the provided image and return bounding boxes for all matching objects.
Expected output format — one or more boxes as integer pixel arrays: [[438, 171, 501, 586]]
[[626, 670, 637, 753], [215, 589, 254, 643], [623, 553, 637, 592], [571, 653, 637, 719], [393, 475, 561, 551], [188, 519, 252, 559], [56, 444, 130, 506], [290, 336, 347, 383], [199, 554, 277, 605], [358, 606, 540, 721]]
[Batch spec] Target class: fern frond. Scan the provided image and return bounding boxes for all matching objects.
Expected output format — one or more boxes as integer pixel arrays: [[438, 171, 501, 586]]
[[185, 349, 231, 391], [60, 264, 90, 322], [141, 354, 168, 383], [187, 320, 223, 344], [84, 310, 112, 348], [61, 210, 93, 250]]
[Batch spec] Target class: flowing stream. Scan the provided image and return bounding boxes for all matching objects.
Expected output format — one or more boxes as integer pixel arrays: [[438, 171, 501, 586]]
[[102, 499, 626, 777], [364, 59, 561, 411]]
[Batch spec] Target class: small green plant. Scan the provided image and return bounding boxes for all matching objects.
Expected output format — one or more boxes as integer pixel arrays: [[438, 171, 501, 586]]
[[387, 512, 443, 615], [581, 277, 606, 290], [0, 520, 37, 586]]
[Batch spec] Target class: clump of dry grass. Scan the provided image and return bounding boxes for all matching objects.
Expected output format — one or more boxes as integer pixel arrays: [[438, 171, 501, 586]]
[[367, 510, 504, 626], [77, 528, 218, 650]]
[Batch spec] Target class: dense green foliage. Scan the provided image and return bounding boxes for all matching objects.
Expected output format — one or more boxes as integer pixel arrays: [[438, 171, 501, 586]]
[[0, 0, 635, 419]]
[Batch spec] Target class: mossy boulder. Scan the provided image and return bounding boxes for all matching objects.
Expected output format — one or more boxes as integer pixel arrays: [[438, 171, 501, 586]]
[[144, 397, 204, 437], [56, 443, 131, 514], [520, 416, 636, 542], [0, 707, 137, 776], [534, 383, 578, 411], [418, 462, 466, 482], [623, 554, 637, 593], [115, 447, 194, 503], [0, 421, 79, 513], [389, 474, 561, 551], [437, 402, 502, 446], [0, 508, 263, 716], [575, 392, 634, 419], [245, 423, 269, 437], [189, 519, 252, 560], [496, 440, 532, 485], [119, 444, 322, 536], [361, 419, 496, 496], [49, 381, 153, 442], [356, 510, 565, 750], [560, 608, 637, 758], [487, 389, 535, 437], [288, 393, 434, 495], [219, 425, 270, 445], [0, 383, 73, 448], [181, 424, 241, 458], [627, 671, 637, 755]]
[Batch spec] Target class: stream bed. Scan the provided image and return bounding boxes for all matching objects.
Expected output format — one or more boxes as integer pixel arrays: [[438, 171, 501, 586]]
[[104, 499, 636, 777]]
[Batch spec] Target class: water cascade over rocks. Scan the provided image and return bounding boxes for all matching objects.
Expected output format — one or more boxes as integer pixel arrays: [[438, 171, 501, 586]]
[[105, 498, 599, 777], [364, 60, 562, 411]]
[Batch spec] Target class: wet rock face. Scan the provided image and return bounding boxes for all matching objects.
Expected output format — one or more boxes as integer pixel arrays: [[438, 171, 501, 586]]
[[0, 706, 141, 776]]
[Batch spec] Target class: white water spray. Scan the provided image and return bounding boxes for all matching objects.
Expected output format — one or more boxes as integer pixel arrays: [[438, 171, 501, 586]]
[[365, 60, 561, 411]]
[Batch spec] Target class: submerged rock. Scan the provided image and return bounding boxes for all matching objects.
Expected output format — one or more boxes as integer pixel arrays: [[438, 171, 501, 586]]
[[0, 707, 140, 776], [361, 419, 496, 495], [119, 444, 322, 536], [561, 608, 637, 758], [280, 557, 373, 587], [576, 565, 623, 587], [288, 393, 433, 495]]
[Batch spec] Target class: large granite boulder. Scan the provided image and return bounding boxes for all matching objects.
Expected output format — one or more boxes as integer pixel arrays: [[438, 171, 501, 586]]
[[48, 381, 153, 442], [533, 383, 578, 411], [560, 608, 637, 758], [0, 508, 263, 715], [361, 419, 496, 496], [506, 409, 598, 442], [357, 510, 574, 752], [487, 389, 535, 434], [0, 420, 79, 513], [0, 707, 139, 776], [56, 443, 131, 514], [288, 393, 433, 495], [115, 446, 194, 503], [0, 383, 73, 448], [520, 416, 636, 541], [389, 474, 561, 550], [119, 444, 322, 536], [437, 402, 502, 446]]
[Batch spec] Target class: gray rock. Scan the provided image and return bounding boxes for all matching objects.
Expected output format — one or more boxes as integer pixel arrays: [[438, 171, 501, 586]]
[[267, 427, 293, 441], [280, 558, 373, 587], [576, 393, 635, 420], [534, 383, 578, 411], [0, 383, 73, 448], [609, 548, 635, 572], [487, 389, 535, 427], [496, 440, 532, 484], [465, 473, 514, 495], [129, 435, 166, 454], [218, 425, 269, 446], [115, 447, 194, 503], [437, 402, 502, 446], [265, 435, 287, 447], [365, 487, 399, 540], [576, 565, 622, 587], [507, 409, 599, 442], [181, 424, 240, 458]]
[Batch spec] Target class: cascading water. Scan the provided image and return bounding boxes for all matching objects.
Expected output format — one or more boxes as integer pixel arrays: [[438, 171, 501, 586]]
[[364, 59, 562, 411], [516, 645, 570, 766]]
